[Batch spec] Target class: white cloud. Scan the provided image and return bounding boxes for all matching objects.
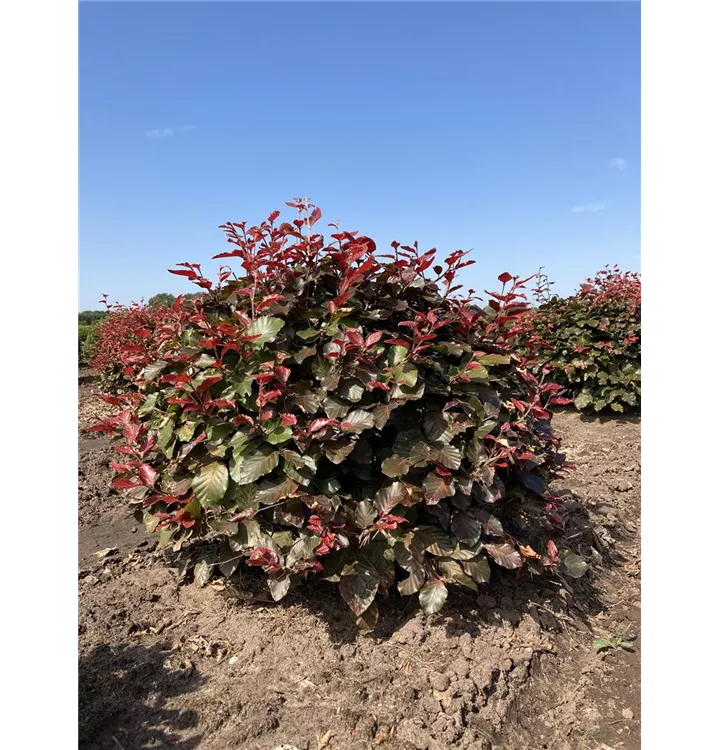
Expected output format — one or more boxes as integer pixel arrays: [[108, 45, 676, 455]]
[[609, 156, 627, 170], [146, 125, 195, 140], [572, 202, 607, 213]]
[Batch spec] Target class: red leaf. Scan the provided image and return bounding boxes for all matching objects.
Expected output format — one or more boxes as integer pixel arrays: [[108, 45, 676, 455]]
[[547, 540, 558, 562], [246, 547, 280, 568], [196, 376, 223, 394], [309, 206, 322, 224], [280, 413, 297, 426], [232, 414, 255, 426], [498, 272, 513, 284], [274, 366, 291, 384], [139, 464, 158, 487], [309, 418, 339, 434], [99, 394, 123, 406], [365, 331, 383, 348], [112, 478, 142, 490], [160, 373, 192, 384]]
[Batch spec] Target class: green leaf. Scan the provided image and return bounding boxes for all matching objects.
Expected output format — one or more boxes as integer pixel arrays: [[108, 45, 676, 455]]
[[244, 316, 285, 347], [138, 392, 159, 417], [559, 549, 588, 578], [339, 560, 379, 616], [478, 354, 511, 366], [381, 456, 410, 478], [265, 422, 294, 445], [573, 392, 593, 410], [296, 327, 320, 341], [461, 556, 491, 584], [395, 363, 418, 387], [389, 344, 409, 367], [593, 639, 612, 652], [342, 409, 374, 433], [177, 420, 199, 442], [423, 472, 455, 504], [485, 542, 522, 569], [474, 420, 498, 438], [192, 462, 229, 508], [158, 526, 176, 548], [230, 442, 279, 485], [419, 579, 448, 614], [224, 481, 258, 512]]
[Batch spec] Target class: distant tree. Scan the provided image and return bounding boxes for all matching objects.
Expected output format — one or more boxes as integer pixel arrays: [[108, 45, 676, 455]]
[[78, 310, 108, 325], [148, 292, 177, 308]]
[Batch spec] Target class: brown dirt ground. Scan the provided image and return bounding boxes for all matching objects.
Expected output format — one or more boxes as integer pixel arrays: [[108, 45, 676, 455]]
[[78, 371, 640, 750]]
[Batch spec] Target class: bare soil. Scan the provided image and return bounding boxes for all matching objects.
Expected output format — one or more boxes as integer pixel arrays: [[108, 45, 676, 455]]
[[78, 371, 640, 750]]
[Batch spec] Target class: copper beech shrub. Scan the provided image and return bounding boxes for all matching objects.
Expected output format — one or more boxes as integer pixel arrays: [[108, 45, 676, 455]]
[[520, 267, 641, 413], [92, 200, 587, 626]]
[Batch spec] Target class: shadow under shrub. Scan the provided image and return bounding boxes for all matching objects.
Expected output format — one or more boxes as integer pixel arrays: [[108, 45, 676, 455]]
[[520, 266, 641, 413], [92, 200, 588, 627]]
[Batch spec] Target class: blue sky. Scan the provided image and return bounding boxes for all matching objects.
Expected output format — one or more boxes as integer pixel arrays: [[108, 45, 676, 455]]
[[79, 1, 640, 311]]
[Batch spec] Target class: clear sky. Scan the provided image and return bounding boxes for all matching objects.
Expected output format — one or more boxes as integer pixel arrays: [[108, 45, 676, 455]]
[[79, 1, 640, 311]]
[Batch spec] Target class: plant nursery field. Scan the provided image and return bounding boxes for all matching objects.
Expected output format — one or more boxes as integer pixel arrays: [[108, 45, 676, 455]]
[[78, 367, 640, 750]]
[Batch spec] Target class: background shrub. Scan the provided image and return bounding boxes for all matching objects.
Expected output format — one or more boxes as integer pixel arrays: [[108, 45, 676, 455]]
[[89, 299, 173, 392], [520, 266, 640, 412], [78, 324, 97, 364], [92, 200, 585, 625]]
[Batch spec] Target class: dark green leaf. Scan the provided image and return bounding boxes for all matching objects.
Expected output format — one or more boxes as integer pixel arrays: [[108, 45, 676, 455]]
[[339, 561, 379, 616], [461, 555, 491, 583], [450, 510, 481, 544], [230, 442, 279, 485], [419, 579, 448, 614], [559, 549, 588, 578]]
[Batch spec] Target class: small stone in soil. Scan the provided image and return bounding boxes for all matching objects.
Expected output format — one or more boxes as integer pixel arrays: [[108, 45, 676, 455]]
[[622, 708, 634, 720]]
